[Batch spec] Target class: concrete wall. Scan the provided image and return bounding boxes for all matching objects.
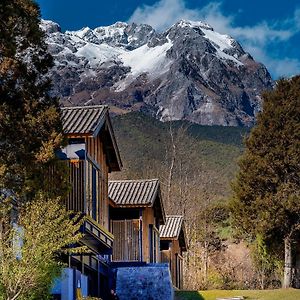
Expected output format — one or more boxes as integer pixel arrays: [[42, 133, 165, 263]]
[[51, 268, 88, 300]]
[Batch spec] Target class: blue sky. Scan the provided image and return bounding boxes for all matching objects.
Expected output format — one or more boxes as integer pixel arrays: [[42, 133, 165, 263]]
[[36, 0, 300, 79]]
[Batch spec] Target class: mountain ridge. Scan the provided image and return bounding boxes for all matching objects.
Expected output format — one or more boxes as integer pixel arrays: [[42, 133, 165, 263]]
[[42, 19, 274, 127]]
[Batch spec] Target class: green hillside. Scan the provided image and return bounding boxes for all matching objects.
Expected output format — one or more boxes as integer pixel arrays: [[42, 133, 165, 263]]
[[110, 112, 248, 210]]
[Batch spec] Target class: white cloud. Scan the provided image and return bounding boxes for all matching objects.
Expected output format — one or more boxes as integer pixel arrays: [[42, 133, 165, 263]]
[[128, 0, 199, 31], [128, 0, 300, 78]]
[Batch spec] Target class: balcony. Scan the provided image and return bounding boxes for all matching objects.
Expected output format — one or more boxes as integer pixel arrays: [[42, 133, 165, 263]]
[[57, 142, 113, 254], [81, 217, 114, 254]]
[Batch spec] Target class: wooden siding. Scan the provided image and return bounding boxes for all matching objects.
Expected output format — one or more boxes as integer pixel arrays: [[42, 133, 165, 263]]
[[142, 207, 160, 263], [64, 134, 110, 231], [150, 225, 160, 263], [111, 219, 140, 261], [86, 136, 109, 229], [161, 250, 171, 264], [66, 160, 85, 212], [161, 239, 183, 289], [176, 253, 184, 289], [110, 207, 160, 263]]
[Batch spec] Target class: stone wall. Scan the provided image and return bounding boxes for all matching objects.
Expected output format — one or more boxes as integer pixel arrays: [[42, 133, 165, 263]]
[[115, 263, 174, 300]]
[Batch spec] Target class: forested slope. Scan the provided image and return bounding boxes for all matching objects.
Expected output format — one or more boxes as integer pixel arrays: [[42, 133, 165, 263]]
[[110, 111, 248, 211]]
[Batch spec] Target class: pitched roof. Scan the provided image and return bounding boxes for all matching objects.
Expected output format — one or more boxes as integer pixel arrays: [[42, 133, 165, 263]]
[[160, 215, 188, 251], [159, 215, 183, 239], [61, 105, 122, 171], [108, 179, 160, 206], [61, 105, 107, 136], [108, 179, 166, 224]]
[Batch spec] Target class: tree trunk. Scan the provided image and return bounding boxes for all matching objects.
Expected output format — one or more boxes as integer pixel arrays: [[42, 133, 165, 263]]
[[283, 236, 293, 288], [203, 240, 208, 285], [167, 123, 176, 206]]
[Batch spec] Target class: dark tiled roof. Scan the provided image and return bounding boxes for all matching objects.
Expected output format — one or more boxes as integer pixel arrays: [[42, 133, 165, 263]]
[[108, 179, 160, 206], [159, 215, 183, 239], [61, 105, 107, 135]]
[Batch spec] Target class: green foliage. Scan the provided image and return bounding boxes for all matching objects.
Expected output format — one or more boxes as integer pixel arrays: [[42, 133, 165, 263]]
[[0, 194, 84, 300], [251, 234, 283, 289], [0, 0, 66, 199], [231, 76, 300, 244], [206, 269, 224, 289], [0, 2, 78, 300], [196, 202, 230, 250]]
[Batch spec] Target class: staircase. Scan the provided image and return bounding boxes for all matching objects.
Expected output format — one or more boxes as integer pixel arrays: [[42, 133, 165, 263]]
[[115, 263, 174, 300]]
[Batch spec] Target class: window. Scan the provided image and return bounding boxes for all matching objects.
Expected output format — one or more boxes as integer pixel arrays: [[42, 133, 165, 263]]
[[86, 159, 103, 223], [149, 224, 160, 263]]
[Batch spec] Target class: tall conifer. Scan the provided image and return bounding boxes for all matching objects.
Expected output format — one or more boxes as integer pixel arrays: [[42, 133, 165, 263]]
[[231, 76, 300, 287], [0, 0, 66, 198]]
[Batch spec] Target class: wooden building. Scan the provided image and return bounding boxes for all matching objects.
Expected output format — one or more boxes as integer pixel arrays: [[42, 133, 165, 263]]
[[108, 179, 166, 264], [159, 215, 187, 289], [56, 105, 122, 300]]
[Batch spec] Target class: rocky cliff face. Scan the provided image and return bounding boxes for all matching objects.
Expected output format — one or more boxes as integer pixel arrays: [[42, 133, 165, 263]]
[[42, 19, 273, 126]]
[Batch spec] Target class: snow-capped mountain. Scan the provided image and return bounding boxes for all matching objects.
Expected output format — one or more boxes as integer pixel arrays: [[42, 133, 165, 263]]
[[42, 19, 273, 126]]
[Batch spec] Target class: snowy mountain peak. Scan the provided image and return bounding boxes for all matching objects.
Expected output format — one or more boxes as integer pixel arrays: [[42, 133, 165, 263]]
[[61, 21, 157, 50], [66, 26, 92, 39], [93, 22, 128, 40], [43, 19, 273, 127], [176, 19, 213, 31], [40, 20, 61, 34]]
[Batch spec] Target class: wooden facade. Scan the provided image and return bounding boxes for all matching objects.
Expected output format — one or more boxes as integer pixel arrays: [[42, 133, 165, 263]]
[[108, 179, 165, 264], [160, 215, 187, 289], [111, 218, 141, 262], [64, 136, 110, 228], [58, 105, 122, 299]]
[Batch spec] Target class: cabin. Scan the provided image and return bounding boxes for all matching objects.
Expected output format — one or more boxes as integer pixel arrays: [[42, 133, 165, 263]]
[[53, 105, 122, 300], [160, 215, 188, 289], [108, 179, 165, 264]]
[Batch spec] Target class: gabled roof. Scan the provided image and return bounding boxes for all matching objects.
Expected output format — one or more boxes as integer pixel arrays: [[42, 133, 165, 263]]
[[108, 179, 158, 206], [61, 105, 122, 171], [160, 215, 188, 251], [159, 215, 183, 239], [61, 105, 107, 136], [108, 179, 165, 224]]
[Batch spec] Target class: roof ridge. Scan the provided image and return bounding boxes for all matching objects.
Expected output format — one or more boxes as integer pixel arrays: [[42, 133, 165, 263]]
[[61, 104, 109, 110], [109, 178, 159, 183], [166, 215, 183, 218]]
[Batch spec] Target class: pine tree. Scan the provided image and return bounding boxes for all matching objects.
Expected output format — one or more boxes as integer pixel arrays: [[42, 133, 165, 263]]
[[0, 0, 66, 199], [231, 76, 300, 288]]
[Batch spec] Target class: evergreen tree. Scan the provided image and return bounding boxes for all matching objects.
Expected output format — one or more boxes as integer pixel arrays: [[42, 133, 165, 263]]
[[0, 0, 66, 199], [0, 3, 83, 299], [231, 76, 300, 288]]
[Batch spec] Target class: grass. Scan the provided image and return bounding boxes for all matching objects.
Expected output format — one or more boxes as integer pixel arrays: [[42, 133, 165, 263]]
[[175, 289, 300, 300]]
